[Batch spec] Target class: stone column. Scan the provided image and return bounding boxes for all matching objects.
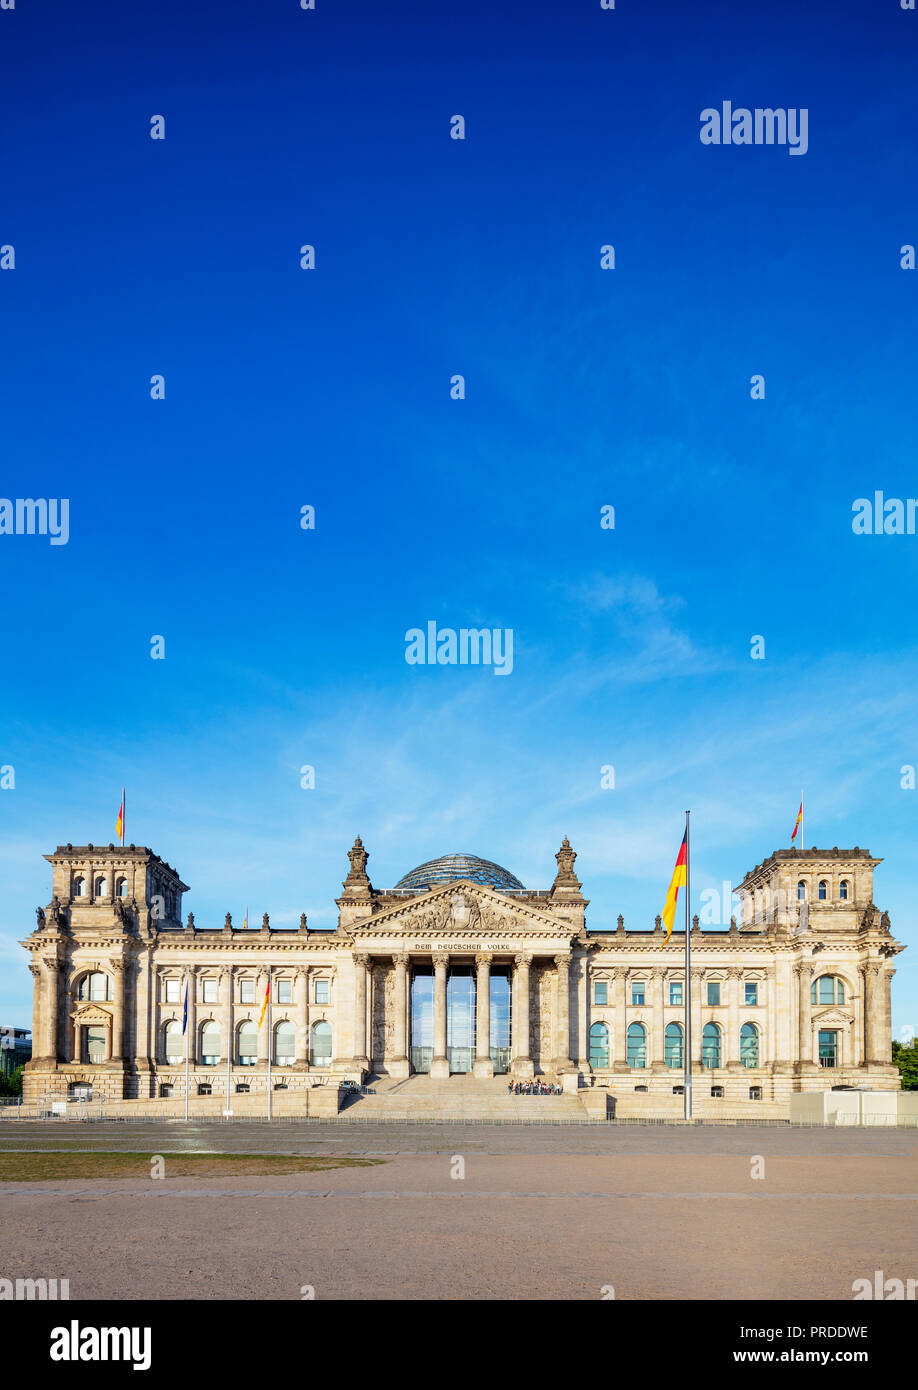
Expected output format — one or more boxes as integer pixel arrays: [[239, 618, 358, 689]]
[[473, 953, 493, 1078], [552, 954, 574, 1073], [795, 963, 815, 1071], [391, 954, 410, 1078], [296, 966, 309, 1067], [726, 967, 742, 1070], [862, 963, 882, 1066], [511, 953, 534, 1078], [28, 962, 42, 1061], [650, 969, 666, 1072], [352, 954, 370, 1073], [110, 960, 126, 1063], [430, 952, 450, 1079], [44, 958, 61, 1062], [612, 968, 628, 1072]]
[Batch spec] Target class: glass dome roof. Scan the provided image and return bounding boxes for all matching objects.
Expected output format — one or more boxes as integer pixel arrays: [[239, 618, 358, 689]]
[[394, 853, 524, 893]]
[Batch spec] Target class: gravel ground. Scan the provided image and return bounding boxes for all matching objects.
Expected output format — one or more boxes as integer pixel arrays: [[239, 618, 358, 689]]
[[0, 1124, 915, 1300]]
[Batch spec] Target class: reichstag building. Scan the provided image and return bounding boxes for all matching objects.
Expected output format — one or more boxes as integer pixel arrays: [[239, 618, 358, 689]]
[[20, 833, 903, 1103]]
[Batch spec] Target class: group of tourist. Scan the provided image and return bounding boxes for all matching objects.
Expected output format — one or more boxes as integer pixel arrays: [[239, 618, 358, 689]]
[[508, 1079, 561, 1096]]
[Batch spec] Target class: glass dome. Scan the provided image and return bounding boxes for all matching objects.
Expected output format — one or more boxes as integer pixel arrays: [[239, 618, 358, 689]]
[[394, 853, 524, 893]]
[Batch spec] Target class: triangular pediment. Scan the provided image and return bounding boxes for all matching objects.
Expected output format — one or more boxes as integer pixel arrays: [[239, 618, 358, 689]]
[[812, 1007, 853, 1026], [72, 1004, 112, 1025], [352, 880, 572, 940]]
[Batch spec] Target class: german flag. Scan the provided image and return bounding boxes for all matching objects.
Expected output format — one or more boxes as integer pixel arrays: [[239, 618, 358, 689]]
[[791, 798, 803, 843], [115, 789, 125, 846], [661, 831, 687, 940]]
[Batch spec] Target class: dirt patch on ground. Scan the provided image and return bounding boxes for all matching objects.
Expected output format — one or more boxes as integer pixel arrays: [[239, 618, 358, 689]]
[[0, 1151, 384, 1182]]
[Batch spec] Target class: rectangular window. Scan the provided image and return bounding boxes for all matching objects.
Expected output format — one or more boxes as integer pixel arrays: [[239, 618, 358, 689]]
[[240, 979, 255, 1004], [164, 979, 180, 1003], [669, 981, 683, 1006], [315, 979, 330, 1004], [706, 982, 720, 1006], [202, 979, 217, 1003], [593, 981, 607, 1006], [277, 979, 292, 1004], [744, 982, 758, 1006], [631, 982, 645, 1006], [749, 1086, 762, 1100]]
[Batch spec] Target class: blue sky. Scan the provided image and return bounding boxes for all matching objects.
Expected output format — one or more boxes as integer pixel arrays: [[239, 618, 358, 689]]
[[1, 0, 916, 1035]]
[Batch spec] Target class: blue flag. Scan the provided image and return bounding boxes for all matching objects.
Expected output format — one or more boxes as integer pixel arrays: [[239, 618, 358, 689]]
[[182, 983, 188, 1035]]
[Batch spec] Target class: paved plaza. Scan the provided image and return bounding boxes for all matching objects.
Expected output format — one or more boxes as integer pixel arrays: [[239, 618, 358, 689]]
[[1, 1122, 915, 1300]]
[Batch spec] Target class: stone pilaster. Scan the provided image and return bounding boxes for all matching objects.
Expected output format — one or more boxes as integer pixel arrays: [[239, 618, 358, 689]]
[[726, 967, 742, 1070], [795, 962, 816, 1071], [552, 954, 574, 1073], [650, 969, 666, 1072], [110, 959, 126, 1063], [352, 954, 370, 1073], [612, 967, 628, 1072], [295, 966, 309, 1067]]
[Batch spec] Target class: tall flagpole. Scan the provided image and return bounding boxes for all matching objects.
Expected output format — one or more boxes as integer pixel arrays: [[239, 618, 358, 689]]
[[801, 788, 805, 852], [267, 968, 273, 1122], [225, 972, 233, 1119], [684, 809, 692, 1121]]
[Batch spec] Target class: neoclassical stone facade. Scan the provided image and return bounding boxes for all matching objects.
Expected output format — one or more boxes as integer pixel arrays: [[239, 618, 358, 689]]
[[20, 834, 904, 1104]]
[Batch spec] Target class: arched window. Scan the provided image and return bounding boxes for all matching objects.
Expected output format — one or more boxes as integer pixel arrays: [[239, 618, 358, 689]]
[[73, 876, 86, 897], [162, 1020, 183, 1065], [199, 1021, 220, 1065], [626, 1022, 646, 1069], [77, 971, 111, 1001], [740, 1022, 759, 1068], [589, 1022, 609, 1069], [116, 876, 128, 898], [310, 1021, 332, 1067], [274, 1020, 295, 1066], [94, 876, 108, 897], [702, 1022, 722, 1069], [811, 975, 845, 1006], [839, 880, 849, 900], [665, 1022, 684, 1069], [797, 881, 806, 901], [818, 881, 827, 900], [237, 1021, 257, 1065]]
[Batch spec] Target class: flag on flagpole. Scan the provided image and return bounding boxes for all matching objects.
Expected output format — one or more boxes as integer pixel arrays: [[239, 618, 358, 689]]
[[116, 789, 125, 846], [791, 797, 803, 843], [661, 831, 688, 941], [258, 978, 270, 1029], [181, 984, 188, 1035], [242, 907, 248, 932]]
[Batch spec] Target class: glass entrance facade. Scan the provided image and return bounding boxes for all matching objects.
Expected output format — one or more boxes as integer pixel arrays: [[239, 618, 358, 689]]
[[489, 970, 511, 1074], [409, 963, 513, 1074], [446, 967, 475, 1073], [409, 968, 434, 1073]]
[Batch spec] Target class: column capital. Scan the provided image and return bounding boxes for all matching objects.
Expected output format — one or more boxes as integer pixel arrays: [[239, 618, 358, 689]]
[[353, 953, 371, 970], [475, 952, 492, 968], [553, 954, 570, 971], [393, 953, 410, 968], [432, 951, 450, 970], [514, 952, 532, 969]]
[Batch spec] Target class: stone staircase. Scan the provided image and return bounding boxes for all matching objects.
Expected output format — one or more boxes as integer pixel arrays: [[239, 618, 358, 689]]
[[340, 1074, 589, 1122]]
